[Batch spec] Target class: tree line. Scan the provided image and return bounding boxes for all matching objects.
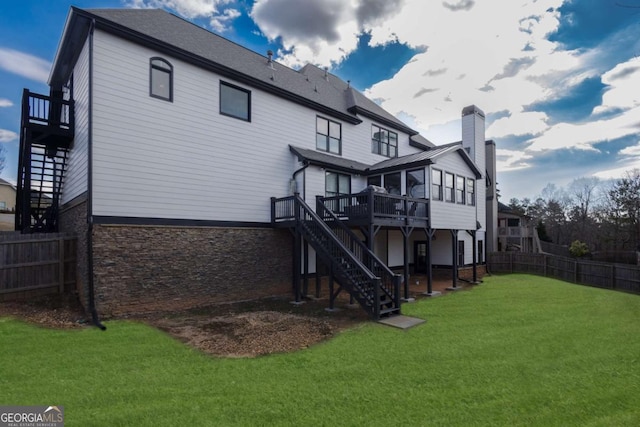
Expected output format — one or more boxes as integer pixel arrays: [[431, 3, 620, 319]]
[[506, 169, 640, 254]]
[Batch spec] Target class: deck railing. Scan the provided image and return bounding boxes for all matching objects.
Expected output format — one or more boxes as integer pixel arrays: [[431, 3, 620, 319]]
[[320, 188, 429, 225]]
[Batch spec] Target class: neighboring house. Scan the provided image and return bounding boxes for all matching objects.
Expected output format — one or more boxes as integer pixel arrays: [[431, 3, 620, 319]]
[[16, 7, 497, 320], [0, 177, 16, 230], [497, 202, 539, 253], [0, 178, 16, 211]]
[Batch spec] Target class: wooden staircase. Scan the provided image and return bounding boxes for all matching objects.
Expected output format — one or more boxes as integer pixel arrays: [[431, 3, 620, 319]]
[[272, 194, 401, 319]]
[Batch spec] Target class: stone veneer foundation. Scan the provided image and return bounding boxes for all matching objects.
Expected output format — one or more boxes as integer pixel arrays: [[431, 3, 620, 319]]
[[58, 198, 89, 308], [91, 224, 293, 316]]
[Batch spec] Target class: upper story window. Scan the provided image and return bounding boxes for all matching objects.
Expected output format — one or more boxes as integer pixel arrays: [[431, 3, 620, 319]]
[[407, 169, 425, 198], [220, 81, 251, 121], [431, 169, 442, 201], [456, 176, 466, 204], [445, 172, 455, 203], [466, 178, 475, 206], [371, 125, 398, 158], [150, 58, 173, 101], [316, 116, 341, 154]]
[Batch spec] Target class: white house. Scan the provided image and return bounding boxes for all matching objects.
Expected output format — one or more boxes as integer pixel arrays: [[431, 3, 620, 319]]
[[16, 7, 497, 320]]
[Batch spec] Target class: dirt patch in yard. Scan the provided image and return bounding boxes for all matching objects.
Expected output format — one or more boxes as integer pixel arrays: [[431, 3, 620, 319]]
[[0, 294, 370, 357], [140, 296, 370, 357], [0, 275, 466, 358]]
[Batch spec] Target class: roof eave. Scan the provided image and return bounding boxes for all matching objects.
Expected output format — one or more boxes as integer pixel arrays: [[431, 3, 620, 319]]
[[76, 8, 362, 125], [49, 7, 93, 88], [348, 106, 417, 136]]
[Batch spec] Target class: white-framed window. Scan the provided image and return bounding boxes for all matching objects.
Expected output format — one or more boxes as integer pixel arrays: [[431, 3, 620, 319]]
[[456, 175, 465, 204], [432, 169, 442, 201], [220, 81, 251, 121], [150, 57, 173, 101], [445, 172, 455, 203], [467, 178, 476, 206], [316, 116, 341, 154]]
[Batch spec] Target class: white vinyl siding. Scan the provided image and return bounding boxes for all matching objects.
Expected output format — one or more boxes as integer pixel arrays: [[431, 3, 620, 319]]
[[91, 31, 313, 222], [429, 153, 478, 230], [61, 37, 90, 205]]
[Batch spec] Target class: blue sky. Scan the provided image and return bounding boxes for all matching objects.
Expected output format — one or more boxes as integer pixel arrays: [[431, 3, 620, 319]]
[[1, 0, 639, 200]]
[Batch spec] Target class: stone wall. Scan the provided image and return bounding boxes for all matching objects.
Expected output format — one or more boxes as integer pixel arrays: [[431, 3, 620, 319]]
[[91, 225, 293, 316], [58, 199, 89, 307]]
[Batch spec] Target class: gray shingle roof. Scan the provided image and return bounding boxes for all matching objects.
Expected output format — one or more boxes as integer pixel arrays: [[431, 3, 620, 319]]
[[63, 8, 418, 134], [289, 146, 369, 173], [368, 144, 460, 173]]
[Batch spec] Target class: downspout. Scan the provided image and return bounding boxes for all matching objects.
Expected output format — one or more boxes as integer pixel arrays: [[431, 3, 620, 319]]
[[86, 18, 106, 330], [292, 160, 309, 200]]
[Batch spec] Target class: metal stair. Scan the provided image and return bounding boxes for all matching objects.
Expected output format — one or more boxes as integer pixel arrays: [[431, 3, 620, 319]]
[[16, 89, 74, 232]]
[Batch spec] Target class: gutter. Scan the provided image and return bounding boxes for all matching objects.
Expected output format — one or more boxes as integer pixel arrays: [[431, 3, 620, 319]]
[[292, 160, 309, 200], [86, 18, 106, 331]]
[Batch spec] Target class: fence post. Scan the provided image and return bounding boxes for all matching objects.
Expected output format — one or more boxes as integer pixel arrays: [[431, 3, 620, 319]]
[[574, 260, 579, 284], [611, 264, 616, 290], [509, 252, 514, 273], [58, 237, 65, 293], [543, 254, 548, 277]]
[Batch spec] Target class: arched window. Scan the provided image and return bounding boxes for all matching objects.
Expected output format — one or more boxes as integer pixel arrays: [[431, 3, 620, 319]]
[[150, 57, 172, 101]]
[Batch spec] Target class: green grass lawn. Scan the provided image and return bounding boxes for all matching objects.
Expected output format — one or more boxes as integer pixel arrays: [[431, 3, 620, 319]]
[[1, 274, 639, 426]]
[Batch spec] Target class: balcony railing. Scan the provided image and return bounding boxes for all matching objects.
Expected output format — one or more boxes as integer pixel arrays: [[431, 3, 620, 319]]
[[23, 89, 73, 131], [319, 189, 429, 226], [498, 226, 533, 237]]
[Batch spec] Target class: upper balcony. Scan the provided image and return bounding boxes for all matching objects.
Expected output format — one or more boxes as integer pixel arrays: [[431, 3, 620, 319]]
[[22, 89, 74, 149], [498, 226, 533, 237], [272, 187, 429, 229]]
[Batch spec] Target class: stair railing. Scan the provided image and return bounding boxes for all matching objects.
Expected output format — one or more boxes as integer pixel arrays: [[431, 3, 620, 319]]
[[316, 196, 402, 309]]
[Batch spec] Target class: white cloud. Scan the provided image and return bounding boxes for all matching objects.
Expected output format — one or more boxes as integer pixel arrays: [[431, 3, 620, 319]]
[[0, 98, 13, 108], [487, 111, 548, 138], [0, 48, 50, 82], [594, 160, 640, 180], [250, 0, 404, 67], [210, 8, 241, 33], [593, 57, 640, 115], [0, 129, 18, 143], [126, 0, 240, 30], [620, 143, 640, 158], [527, 105, 640, 152], [495, 148, 533, 172], [125, 0, 230, 18]]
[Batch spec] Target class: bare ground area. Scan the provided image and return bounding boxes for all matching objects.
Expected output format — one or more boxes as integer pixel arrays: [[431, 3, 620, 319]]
[[0, 275, 466, 357]]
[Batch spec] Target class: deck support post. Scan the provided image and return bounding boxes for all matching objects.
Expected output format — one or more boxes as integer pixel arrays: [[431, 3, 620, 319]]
[[446, 229, 461, 291], [303, 242, 309, 296], [467, 230, 479, 284], [400, 225, 415, 302], [422, 228, 440, 296]]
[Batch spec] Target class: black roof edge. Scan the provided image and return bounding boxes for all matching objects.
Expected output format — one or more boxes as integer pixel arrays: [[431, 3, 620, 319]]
[[289, 146, 368, 175], [409, 138, 432, 151], [49, 8, 93, 87], [68, 8, 362, 125], [348, 105, 418, 136], [367, 159, 433, 176]]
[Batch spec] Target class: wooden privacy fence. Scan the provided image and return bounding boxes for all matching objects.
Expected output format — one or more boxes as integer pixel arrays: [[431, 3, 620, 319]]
[[0, 232, 77, 301], [488, 252, 640, 294]]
